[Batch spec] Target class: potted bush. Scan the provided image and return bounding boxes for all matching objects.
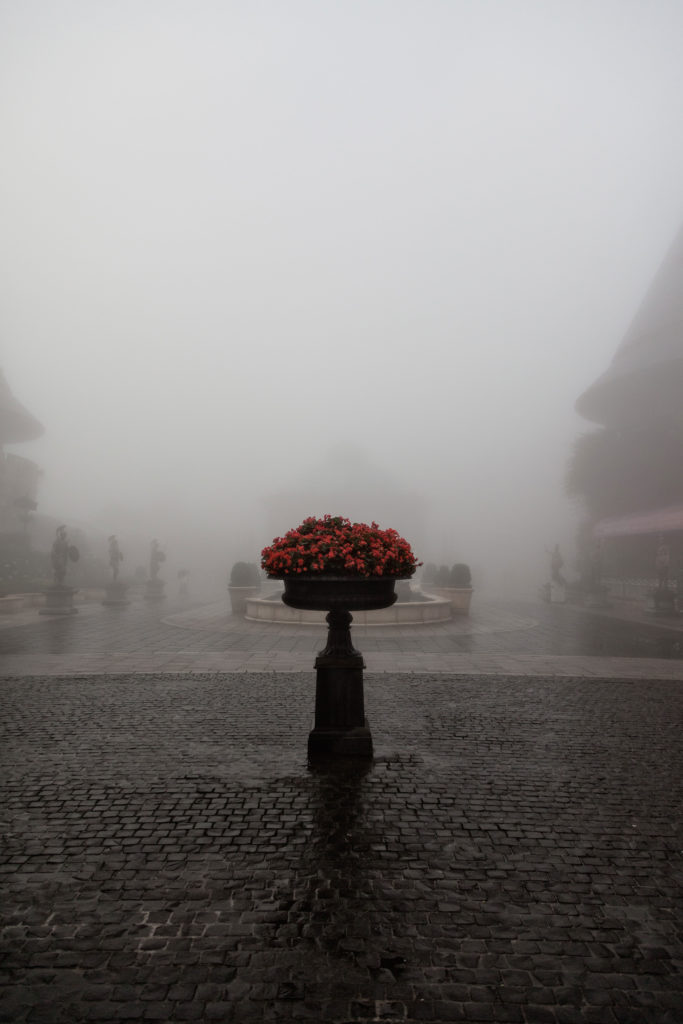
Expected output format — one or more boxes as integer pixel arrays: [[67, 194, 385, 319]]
[[430, 562, 473, 615], [446, 563, 473, 615], [421, 562, 437, 586], [450, 563, 471, 587], [434, 564, 451, 587], [228, 561, 261, 616]]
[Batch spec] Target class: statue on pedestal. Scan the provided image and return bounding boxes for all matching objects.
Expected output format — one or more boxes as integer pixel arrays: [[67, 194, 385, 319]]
[[651, 537, 676, 616], [547, 543, 567, 604], [103, 535, 129, 607], [51, 525, 79, 585], [108, 535, 123, 581], [656, 540, 670, 590], [145, 539, 167, 601], [150, 539, 165, 580], [41, 526, 79, 615]]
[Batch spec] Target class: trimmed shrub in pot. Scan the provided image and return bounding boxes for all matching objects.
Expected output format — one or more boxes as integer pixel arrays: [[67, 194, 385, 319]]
[[428, 562, 474, 615], [230, 562, 260, 587], [228, 561, 261, 616], [445, 563, 473, 615], [449, 563, 471, 588], [422, 562, 437, 585], [435, 565, 451, 587]]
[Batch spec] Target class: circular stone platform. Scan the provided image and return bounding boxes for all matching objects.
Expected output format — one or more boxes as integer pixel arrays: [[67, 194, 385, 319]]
[[244, 590, 452, 625], [162, 598, 539, 638]]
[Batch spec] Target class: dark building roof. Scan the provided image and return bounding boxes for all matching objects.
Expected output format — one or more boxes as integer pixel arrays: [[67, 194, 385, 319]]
[[0, 370, 44, 444], [576, 224, 683, 428]]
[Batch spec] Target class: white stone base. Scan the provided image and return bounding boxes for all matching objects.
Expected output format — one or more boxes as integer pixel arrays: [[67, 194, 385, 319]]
[[245, 592, 451, 625]]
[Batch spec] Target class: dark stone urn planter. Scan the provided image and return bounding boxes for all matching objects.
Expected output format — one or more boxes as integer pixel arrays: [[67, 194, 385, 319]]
[[279, 575, 398, 759]]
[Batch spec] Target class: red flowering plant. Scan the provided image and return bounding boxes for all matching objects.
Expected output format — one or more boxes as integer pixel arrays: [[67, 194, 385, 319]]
[[261, 515, 421, 579]]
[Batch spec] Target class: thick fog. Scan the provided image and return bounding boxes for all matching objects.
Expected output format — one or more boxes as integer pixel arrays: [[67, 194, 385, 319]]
[[2, 0, 683, 598]]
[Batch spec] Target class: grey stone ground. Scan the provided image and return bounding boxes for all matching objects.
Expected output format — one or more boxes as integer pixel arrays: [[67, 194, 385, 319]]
[[1, 599, 682, 1022]]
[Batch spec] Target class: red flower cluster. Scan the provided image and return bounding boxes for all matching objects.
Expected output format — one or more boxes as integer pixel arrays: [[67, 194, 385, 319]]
[[261, 514, 421, 579]]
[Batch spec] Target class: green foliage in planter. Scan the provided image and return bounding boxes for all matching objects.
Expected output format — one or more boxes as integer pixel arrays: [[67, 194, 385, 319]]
[[422, 562, 437, 584], [229, 561, 260, 587], [450, 563, 472, 587], [435, 564, 451, 586]]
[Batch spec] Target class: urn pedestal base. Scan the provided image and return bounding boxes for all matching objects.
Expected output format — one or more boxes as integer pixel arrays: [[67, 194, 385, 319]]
[[308, 721, 373, 759], [279, 576, 400, 760], [39, 585, 78, 616], [308, 652, 373, 758]]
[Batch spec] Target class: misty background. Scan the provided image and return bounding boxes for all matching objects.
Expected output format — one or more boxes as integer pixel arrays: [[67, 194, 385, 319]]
[[2, 0, 682, 598]]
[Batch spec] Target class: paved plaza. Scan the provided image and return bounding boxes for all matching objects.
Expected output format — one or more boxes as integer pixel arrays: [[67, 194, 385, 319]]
[[1, 598, 682, 1022], [0, 596, 681, 678]]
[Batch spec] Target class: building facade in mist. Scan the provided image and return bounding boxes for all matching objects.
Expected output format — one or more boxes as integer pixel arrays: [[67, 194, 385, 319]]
[[0, 369, 43, 539], [570, 225, 683, 584]]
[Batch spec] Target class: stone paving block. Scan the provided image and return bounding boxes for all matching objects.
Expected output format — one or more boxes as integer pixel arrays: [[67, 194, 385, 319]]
[[1, 670, 682, 1022]]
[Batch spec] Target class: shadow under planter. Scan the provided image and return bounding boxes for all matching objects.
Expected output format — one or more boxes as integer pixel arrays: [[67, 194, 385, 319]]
[[280, 575, 399, 759]]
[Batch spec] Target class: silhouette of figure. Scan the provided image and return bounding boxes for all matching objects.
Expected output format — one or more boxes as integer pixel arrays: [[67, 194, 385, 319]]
[[51, 525, 79, 585], [150, 539, 165, 580], [656, 540, 670, 590], [550, 544, 566, 586], [108, 536, 123, 581]]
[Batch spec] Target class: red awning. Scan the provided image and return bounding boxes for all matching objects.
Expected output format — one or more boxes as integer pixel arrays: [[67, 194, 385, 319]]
[[594, 504, 683, 538]]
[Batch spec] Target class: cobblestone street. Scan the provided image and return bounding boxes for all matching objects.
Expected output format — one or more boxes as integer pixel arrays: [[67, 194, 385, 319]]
[[1, 599, 682, 1022]]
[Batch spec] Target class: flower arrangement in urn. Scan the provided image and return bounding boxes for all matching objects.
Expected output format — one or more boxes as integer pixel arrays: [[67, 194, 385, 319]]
[[262, 515, 421, 758], [261, 514, 420, 579]]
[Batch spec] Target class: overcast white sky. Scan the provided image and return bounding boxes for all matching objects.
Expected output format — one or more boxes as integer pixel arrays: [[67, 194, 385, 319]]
[[2, 0, 682, 593]]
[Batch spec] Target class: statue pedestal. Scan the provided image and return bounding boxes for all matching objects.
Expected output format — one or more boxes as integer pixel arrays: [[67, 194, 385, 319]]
[[647, 587, 677, 617], [103, 582, 129, 606], [39, 585, 78, 616], [144, 579, 165, 602], [584, 588, 609, 608], [550, 582, 566, 604]]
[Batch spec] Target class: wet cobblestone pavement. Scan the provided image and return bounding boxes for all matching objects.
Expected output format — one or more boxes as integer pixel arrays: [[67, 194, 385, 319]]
[[1, 601, 682, 1022], [0, 597, 681, 669]]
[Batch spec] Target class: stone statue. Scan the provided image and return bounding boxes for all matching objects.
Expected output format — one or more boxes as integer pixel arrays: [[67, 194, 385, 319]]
[[550, 544, 566, 587], [51, 525, 79, 586], [589, 540, 603, 592], [544, 543, 567, 604], [150, 539, 165, 580], [108, 535, 123, 581], [655, 540, 670, 590]]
